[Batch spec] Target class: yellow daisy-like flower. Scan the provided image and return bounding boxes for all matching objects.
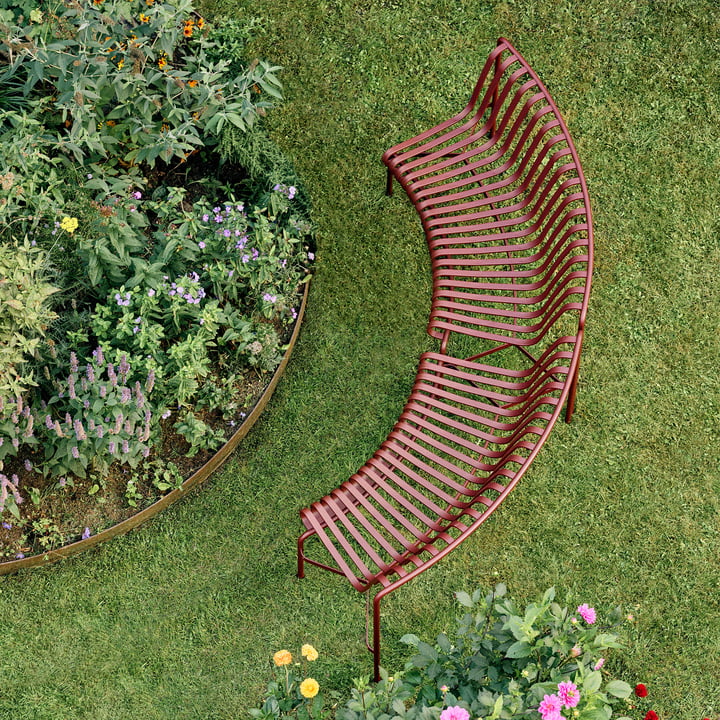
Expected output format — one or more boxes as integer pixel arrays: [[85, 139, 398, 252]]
[[299, 678, 319, 699], [273, 650, 292, 667], [139, 13, 150, 23], [301, 644, 318, 661], [158, 56, 168, 70], [116, 59, 124, 69], [197, 17, 205, 29], [60, 216, 78, 234]]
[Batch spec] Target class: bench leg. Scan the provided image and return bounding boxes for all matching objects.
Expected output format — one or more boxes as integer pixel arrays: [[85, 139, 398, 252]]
[[297, 529, 315, 579], [565, 359, 581, 423], [386, 167, 394, 196]]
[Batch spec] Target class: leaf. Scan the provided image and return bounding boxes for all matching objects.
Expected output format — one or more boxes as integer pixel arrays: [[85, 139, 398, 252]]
[[605, 680, 632, 699], [505, 640, 532, 658], [583, 670, 602, 694], [455, 591, 474, 608]]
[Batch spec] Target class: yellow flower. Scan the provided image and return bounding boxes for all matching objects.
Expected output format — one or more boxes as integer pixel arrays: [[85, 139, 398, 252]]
[[158, 56, 168, 70], [273, 650, 292, 667], [300, 678, 319, 699], [117, 59, 124, 69], [139, 13, 150, 23], [60, 216, 78, 234], [301, 644, 318, 661]]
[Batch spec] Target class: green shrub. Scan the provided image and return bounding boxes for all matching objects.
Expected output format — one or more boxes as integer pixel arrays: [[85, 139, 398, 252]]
[[0, 240, 58, 398]]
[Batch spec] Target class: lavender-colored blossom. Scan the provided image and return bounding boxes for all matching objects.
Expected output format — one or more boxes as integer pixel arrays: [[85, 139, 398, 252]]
[[69, 351, 78, 373], [214, 215, 223, 223], [93, 346, 105, 365], [10, 411, 17, 425], [59, 477, 67, 487], [124, 419, 132, 435], [71, 446, 80, 459], [24, 459, 32, 472], [228, 270, 234, 278], [74, 419, 87, 441], [148, 288, 156, 297], [108, 364, 118, 388], [86, 364, 95, 383], [252, 248, 259, 260], [23, 415, 34, 438], [82, 527, 91, 539], [113, 414, 124, 434], [96, 426, 104, 439], [263, 293, 277, 303], [2, 522, 11, 529], [15, 553, 24, 559], [223, 229, 231, 237], [45, 414, 54, 429], [99, 385, 107, 398], [241, 254, 250, 263], [68, 375, 76, 400], [198, 241, 206, 249], [287, 186, 297, 199], [118, 355, 130, 382], [161, 409, 171, 420], [11, 437, 18, 449], [122, 439, 130, 454], [132, 191, 142, 200], [108, 441, 116, 454], [202, 214, 209, 222], [146, 370, 155, 394], [142, 446, 150, 458], [120, 386, 132, 404], [308, 252, 315, 260]]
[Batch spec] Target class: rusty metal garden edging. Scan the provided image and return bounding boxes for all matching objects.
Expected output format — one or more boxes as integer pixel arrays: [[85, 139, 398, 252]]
[[0, 279, 310, 575]]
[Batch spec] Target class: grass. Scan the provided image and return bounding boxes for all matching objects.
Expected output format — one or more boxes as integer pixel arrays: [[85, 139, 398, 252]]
[[1, 0, 720, 717]]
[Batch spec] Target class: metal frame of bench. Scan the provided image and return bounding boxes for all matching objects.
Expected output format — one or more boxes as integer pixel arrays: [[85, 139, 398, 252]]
[[297, 38, 593, 681]]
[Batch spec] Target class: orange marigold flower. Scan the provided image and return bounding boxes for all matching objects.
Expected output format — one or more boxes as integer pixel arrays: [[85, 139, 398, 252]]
[[273, 650, 292, 667], [106, 120, 116, 127], [146, 0, 154, 4], [188, 79, 198, 87]]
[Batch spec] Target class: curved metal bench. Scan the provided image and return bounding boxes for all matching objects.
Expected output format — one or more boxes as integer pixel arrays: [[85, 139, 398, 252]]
[[297, 38, 593, 680]]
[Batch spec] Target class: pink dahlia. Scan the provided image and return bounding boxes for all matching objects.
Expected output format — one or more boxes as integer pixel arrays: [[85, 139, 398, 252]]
[[577, 603, 596, 624], [557, 681, 580, 708], [538, 694, 563, 720], [440, 707, 470, 720]]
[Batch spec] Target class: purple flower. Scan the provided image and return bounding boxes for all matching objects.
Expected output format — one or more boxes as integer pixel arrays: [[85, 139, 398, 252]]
[[242, 254, 250, 263], [120, 387, 132, 404], [214, 215, 223, 223], [263, 293, 277, 303], [59, 477, 67, 487], [108, 441, 116, 454], [82, 527, 91, 539], [122, 439, 130, 454], [71, 446, 80, 459], [86, 364, 95, 383], [15, 553, 24, 559], [308, 252, 315, 260], [287, 185, 297, 199], [2, 522, 12, 529], [24, 459, 32, 472], [99, 385, 107, 398], [96, 426, 104, 439], [146, 370, 156, 394], [228, 270, 234, 278], [223, 229, 231, 237], [45, 414, 54, 429], [69, 352, 79, 373], [132, 191, 142, 200], [148, 288, 156, 297], [198, 241, 206, 249], [252, 248, 259, 259], [202, 214, 209, 222]]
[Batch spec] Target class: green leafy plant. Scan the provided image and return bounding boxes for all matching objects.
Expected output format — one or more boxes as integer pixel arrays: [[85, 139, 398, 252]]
[[333, 586, 654, 720], [0, 240, 58, 397]]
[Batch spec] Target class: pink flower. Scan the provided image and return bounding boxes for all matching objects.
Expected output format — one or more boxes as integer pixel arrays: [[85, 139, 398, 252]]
[[594, 658, 605, 670], [577, 603, 596, 624], [557, 681, 580, 708], [439, 707, 469, 720], [538, 694, 563, 720], [570, 644, 582, 657]]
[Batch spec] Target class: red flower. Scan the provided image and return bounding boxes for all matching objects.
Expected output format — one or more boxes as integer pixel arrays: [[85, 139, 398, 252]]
[[635, 683, 649, 698], [644, 711, 658, 720]]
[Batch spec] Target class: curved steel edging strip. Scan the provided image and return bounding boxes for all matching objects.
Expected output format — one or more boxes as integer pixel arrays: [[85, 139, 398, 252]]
[[0, 279, 311, 575]]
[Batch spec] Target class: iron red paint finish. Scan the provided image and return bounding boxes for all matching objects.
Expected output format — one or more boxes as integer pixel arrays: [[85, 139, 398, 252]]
[[298, 38, 593, 680]]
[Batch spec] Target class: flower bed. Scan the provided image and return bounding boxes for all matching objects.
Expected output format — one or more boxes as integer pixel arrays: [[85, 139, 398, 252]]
[[0, 1, 314, 562]]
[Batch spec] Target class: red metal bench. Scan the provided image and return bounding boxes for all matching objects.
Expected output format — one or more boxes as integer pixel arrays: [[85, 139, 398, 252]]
[[297, 38, 593, 680]]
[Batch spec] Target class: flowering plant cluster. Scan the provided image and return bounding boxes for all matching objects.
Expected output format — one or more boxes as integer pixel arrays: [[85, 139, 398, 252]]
[[335, 586, 653, 720], [250, 644, 328, 720], [0, 0, 314, 558]]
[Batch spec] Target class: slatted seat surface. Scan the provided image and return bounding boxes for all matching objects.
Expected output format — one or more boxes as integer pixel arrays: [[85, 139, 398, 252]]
[[297, 38, 593, 679]]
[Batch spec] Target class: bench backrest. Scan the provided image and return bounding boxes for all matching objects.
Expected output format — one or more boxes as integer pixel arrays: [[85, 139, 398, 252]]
[[385, 39, 593, 358]]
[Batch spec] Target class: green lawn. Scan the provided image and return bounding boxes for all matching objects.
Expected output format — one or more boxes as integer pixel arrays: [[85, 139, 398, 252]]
[[2, 1, 719, 718]]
